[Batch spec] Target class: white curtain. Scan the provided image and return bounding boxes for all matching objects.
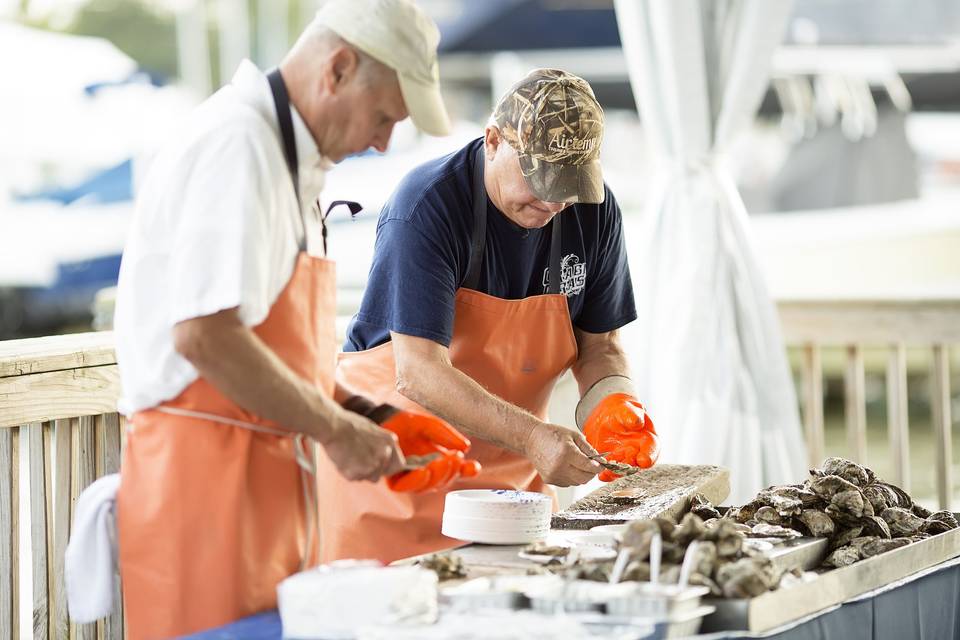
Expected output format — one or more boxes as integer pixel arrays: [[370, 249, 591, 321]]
[[614, 0, 807, 503]]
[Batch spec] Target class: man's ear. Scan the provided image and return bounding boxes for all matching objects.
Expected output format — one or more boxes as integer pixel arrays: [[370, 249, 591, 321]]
[[322, 45, 360, 95], [484, 125, 502, 160]]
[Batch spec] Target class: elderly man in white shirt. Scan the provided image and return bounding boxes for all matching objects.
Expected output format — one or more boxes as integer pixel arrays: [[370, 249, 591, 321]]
[[109, 1, 474, 637]]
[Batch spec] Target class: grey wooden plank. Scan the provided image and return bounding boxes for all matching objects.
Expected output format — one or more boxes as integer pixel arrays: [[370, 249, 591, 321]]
[[932, 345, 953, 511], [844, 345, 868, 464], [0, 427, 17, 639], [73, 416, 98, 640], [28, 422, 48, 639], [802, 343, 825, 467], [0, 364, 121, 429], [97, 413, 124, 640], [0, 331, 116, 378], [50, 419, 72, 640], [886, 343, 910, 492], [99, 413, 122, 475]]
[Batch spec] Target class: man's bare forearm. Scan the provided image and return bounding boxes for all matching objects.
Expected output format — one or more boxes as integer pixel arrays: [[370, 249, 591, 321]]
[[391, 333, 540, 453], [173, 309, 344, 443], [571, 328, 632, 395]]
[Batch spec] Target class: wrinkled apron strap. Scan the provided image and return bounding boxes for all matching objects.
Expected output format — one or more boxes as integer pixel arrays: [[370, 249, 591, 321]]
[[151, 406, 320, 571]]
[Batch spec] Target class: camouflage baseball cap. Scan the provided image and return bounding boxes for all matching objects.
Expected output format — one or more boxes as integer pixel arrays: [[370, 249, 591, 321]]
[[492, 68, 605, 204]]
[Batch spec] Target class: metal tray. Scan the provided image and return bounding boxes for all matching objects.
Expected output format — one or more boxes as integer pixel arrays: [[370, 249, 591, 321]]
[[701, 524, 960, 633]]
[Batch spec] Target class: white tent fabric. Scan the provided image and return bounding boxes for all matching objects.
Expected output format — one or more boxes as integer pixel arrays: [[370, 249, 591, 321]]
[[614, 0, 808, 503]]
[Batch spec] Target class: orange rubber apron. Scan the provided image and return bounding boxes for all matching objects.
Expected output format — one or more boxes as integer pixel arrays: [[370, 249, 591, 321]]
[[117, 70, 336, 639], [327, 147, 578, 563]]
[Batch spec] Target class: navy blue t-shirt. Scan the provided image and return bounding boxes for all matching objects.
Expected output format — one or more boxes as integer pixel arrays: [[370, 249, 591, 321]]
[[344, 139, 637, 351]]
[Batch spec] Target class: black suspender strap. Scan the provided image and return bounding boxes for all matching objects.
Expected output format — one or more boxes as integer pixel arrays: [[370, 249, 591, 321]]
[[463, 143, 565, 295], [547, 209, 562, 295], [267, 68, 308, 250], [463, 145, 488, 291]]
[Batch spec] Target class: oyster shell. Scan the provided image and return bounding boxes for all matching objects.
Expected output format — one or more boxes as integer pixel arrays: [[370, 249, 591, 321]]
[[416, 553, 467, 581], [757, 489, 803, 517], [730, 500, 763, 524], [860, 515, 892, 539], [716, 558, 774, 598], [685, 540, 718, 578], [862, 484, 898, 513], [911, 503, 933, 519], [671, 513, 707, 545], [821, 457, 871, 487], [877, 482, 913, 509], [705, 519, 746, 557], [831, 526, 865, 549], [689, 493, 722, 520], [563, 562, 613, 582], [921, 511, 959, 535], [755, 506, 793, 527], [823, 545, 860, 568], [522, 542, 571, 558], [749, 523, 802, 539], [796, 509, 836, 537], [798, 488, 825, 509], [860, 537, 911, 558], [809, 475, 859, 500], [826, 489, 869, 520], [688, 571, 722, 596], [692, 504, 722, 521], [881, 507, 925, 536], [622, 560, 651, 582]]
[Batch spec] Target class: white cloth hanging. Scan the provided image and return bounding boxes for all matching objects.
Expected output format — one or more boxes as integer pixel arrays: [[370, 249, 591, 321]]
[[66, 473, 120, 623], [614, 0, 808, 503]]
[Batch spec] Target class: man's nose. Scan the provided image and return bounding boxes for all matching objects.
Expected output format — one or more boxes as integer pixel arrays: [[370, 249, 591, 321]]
[[371, 124, 395, 154], [540, 201, 567, 214]]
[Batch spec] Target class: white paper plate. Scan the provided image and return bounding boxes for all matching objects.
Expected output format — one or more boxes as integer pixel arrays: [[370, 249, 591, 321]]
[[443, 490, 552, 520]]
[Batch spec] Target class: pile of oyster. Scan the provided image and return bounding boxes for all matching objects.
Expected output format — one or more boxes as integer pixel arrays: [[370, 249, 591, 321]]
[[555, 512, 797, 599], [416, 553, 468, 581], [724, 457, 958, 569]]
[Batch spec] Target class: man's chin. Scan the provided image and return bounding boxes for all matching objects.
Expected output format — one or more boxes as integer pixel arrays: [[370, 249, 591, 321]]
[[520, 210, 555, 229]]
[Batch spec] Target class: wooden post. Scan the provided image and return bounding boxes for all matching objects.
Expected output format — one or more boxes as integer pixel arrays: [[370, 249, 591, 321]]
[[844, 345, 868, 464], [28, 422, 49, 639], [50, 419, 73, 640], [802, 343, 825, 467], [0, 426, 18, 640], [886, 343, 910, 492], [98, 413, 124, 640], [72, 416, 98, 640], [931, 344, 953, 510]]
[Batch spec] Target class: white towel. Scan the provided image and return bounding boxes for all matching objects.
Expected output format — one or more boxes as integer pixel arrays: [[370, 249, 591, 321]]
[[66, 473, 121, 623]]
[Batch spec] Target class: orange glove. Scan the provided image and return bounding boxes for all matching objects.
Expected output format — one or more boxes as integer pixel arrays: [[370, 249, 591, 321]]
[[582, 393, 659, 482], [374, 407, 480, 493]]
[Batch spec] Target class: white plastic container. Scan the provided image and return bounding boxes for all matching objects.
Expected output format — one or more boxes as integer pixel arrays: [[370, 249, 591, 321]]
[[277, 563, 437, 639]]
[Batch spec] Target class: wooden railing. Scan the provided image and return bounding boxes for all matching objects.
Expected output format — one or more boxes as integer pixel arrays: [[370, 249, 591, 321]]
[[0, 331, 123, 640], [0, 298, 956, 638], [780, 298, 960, 510]]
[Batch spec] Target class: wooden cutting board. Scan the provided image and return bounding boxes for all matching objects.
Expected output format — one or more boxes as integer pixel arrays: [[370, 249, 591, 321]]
[[551, 464, 730, 529]]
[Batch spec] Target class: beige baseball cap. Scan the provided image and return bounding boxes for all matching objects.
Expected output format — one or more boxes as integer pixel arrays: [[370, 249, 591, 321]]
[[493, 68, 605, 204], [315, 0, 451, 136]]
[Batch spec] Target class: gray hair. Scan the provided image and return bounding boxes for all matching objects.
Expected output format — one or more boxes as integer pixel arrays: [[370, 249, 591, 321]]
[[287, 23, 394, 86]]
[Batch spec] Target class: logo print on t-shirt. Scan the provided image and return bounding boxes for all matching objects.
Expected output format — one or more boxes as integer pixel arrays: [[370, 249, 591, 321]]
[[542, 253, 586, 297]]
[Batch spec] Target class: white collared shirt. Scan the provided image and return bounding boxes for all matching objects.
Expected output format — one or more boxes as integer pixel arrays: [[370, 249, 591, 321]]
[[114, 60, 332, 415]]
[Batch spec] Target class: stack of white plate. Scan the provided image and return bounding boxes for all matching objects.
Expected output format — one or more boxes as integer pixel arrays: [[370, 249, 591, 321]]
[[441, 489, 551, 544]]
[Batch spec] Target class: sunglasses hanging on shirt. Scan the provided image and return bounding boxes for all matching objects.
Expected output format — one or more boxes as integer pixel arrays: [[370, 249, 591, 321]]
[[313, 199, 363, 255]]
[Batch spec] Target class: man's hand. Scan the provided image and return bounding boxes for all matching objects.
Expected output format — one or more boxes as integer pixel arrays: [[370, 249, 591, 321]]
[[523, 422, 603, 487], [583, 393, 659, 482], [321, 410, 406, 482], [379, 409, 481, 493]]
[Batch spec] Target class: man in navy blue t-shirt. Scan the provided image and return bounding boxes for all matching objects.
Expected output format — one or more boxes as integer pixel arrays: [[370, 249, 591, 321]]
[[333, 69, 660, 561]]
